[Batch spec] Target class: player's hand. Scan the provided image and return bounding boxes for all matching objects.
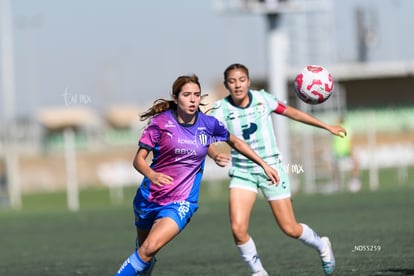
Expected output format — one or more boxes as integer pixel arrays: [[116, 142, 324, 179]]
[[330, 125, 347, 138], [149, 172, 173, 186], [213, 153, 230, 167], [263, 165, 280, 185]]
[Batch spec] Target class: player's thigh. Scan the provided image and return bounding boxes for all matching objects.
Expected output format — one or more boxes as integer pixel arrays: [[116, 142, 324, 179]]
[[142, 217, 180, 253], [229, 187, 257, 225]]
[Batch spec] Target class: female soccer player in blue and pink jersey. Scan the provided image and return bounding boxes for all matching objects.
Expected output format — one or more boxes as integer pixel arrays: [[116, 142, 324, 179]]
[[115, 74, 280, 276]]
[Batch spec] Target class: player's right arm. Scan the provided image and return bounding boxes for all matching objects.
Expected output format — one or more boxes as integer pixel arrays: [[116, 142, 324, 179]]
[[133, 147, 173, 186], [208, 144, 230, 167]]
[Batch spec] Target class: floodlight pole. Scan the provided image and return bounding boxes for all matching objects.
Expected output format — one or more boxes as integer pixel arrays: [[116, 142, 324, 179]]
[[0, 0, 15, 120], [64, 127, 80, 211], [267, 14, 290, 167], [1, 0, 22, 209]]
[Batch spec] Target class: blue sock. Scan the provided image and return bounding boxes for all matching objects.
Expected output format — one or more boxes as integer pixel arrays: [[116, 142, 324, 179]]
[[115, 251, 151, 276]]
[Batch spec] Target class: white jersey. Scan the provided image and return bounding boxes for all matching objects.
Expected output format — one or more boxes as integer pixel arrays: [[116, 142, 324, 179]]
[[210, 89, 284, 172]]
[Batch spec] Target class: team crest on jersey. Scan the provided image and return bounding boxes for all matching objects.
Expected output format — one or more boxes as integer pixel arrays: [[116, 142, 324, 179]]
[[195, 127, 209, 146], [255, 102, 266, 114]]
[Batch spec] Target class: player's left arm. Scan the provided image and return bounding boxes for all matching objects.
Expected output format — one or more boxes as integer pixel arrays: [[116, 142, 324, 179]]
[[280, 105, 347, 138]]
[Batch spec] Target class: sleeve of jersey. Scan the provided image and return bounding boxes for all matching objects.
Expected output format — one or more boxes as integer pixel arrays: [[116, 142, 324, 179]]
[[209, 101, 227, 127], [212, 118, 230, 142], [262, 90, 286, 114], [208, 102, 220, 118], [274, 102, 287, 114], [138, 119, 161, 150]]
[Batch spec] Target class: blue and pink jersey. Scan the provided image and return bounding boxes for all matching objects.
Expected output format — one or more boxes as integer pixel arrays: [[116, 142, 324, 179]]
[[137, 110, 230, 205]]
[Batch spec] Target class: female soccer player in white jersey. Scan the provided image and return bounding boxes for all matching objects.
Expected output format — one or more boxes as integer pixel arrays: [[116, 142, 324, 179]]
[[208, 63, 346, 276], [114, 74, 280, 276]]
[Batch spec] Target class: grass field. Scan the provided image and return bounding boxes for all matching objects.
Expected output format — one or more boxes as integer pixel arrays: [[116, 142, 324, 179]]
[[0, 168, 413, 276]]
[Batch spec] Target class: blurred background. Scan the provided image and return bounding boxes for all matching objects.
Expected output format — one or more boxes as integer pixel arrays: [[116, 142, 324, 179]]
[[1, 0, 413, 210]]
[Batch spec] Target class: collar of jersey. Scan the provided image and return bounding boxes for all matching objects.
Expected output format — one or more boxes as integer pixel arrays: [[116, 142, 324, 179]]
[[170, 109, 199, 127], [227, 91, 252, 109]]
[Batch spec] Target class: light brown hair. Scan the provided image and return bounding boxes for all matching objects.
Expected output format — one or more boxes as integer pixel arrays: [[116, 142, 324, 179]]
[[140, 74, 203, 121]]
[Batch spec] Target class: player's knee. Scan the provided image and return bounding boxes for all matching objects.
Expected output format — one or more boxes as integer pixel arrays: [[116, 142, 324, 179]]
[[281, 223, 301, 238], [231, 222, 248, 241], [139, 241, 160, 258]]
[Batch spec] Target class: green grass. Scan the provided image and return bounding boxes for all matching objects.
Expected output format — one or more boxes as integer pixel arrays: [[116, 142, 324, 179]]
[[0, 174, 413, 275]]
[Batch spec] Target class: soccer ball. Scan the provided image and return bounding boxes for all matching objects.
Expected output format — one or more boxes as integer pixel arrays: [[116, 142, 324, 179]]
[[293, 65, 334, 104]]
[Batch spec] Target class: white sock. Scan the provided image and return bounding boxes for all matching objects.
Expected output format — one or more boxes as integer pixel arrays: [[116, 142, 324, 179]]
[[298, 223, 324, 252], [237, 237, 265, 273]]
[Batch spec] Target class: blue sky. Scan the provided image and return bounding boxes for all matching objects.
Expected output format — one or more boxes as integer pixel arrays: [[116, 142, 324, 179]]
[[1, 0, 413, 121], [5, 0, 268, 119]]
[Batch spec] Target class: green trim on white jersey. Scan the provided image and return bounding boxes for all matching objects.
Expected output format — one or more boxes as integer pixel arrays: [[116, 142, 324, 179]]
[[210, 89, 281, 172]]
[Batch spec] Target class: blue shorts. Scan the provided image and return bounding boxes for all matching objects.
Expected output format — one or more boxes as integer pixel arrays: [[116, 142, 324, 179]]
[[228, 160, 291, 201], [133, 191, 198, 231]]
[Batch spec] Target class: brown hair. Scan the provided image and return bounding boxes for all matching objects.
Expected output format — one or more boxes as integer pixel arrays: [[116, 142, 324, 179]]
[[223, 63, 250, 84], [140, 74, 203, 121]]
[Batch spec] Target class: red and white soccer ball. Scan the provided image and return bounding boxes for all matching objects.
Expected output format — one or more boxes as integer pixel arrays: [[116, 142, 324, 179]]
[[294, 65, 334, 104]]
